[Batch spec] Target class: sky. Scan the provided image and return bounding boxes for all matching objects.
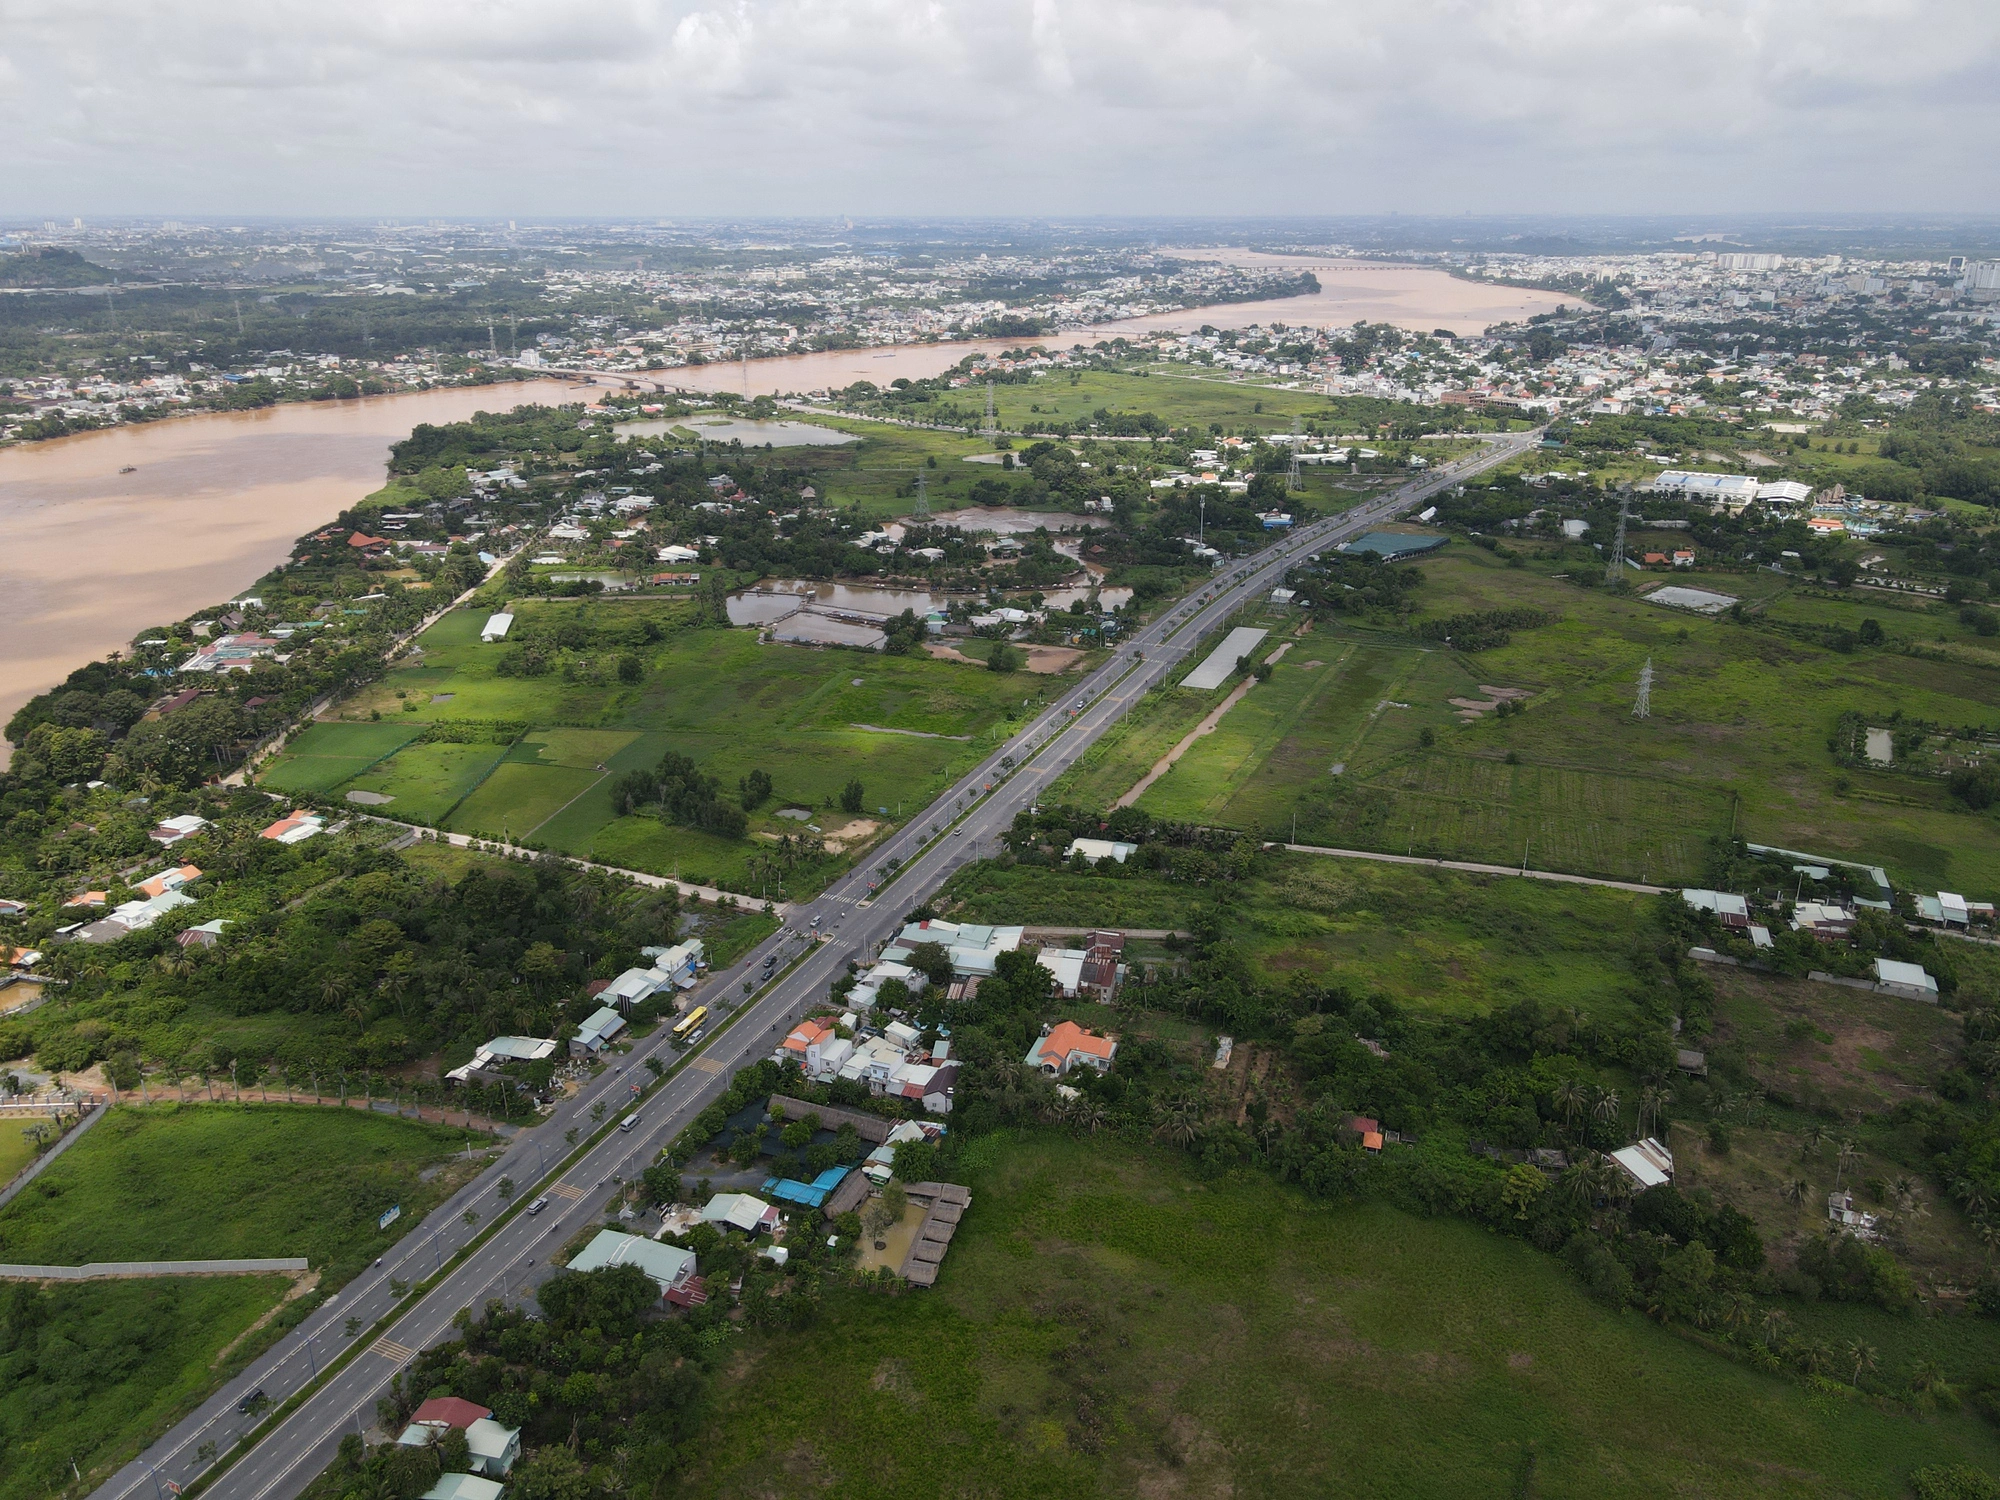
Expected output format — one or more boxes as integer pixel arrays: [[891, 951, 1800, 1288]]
[[3, 0, 1996, 218]]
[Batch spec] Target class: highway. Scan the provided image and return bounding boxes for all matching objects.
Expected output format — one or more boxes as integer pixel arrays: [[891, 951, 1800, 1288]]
[[92, 429, 1537, 1500]]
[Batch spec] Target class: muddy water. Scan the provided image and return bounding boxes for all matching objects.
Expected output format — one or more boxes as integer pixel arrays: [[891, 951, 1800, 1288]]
[[0, 381, 601, 743], [640, 260, 1570, 399]]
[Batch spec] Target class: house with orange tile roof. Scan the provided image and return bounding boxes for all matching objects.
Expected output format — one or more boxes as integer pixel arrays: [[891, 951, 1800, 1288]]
[[136, 864, 200, 899], [1023, 1021, 1117, 1077]]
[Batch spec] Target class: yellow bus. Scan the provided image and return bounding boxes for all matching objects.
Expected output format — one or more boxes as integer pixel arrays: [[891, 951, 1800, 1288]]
[[671, 1006, 709, 1046]]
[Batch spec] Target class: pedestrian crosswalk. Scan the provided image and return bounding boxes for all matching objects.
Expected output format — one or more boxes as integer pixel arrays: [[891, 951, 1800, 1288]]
[[371, 1337, 414, 1362], [549, 1182, 585, 1201]]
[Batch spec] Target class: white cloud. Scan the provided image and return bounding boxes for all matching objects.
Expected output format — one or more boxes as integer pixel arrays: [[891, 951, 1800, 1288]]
[[0, 0, 1991, 215]]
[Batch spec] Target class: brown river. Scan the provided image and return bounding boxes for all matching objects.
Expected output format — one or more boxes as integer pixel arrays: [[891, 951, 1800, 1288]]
[[0, 261, 1564, 748], [0, 381, 605, 742]]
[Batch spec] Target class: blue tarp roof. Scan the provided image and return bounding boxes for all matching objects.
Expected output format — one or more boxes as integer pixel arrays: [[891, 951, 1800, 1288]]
[[760, 1166, 852, 1208]]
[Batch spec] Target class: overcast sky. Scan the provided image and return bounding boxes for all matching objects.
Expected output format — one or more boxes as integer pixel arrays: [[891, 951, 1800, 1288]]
[[3, 0, 1995, 219]]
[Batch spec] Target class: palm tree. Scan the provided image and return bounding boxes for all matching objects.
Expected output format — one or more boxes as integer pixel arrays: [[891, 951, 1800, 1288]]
[[1846, 1340, 1878, 1386], [1783, 1178, 1811, 1208], [1592, 1088, 1621, 1128], [1799, 1124, 1825, 1161], [1154, 1097, 1202, 1149], [1551, 1078, 1586, 1134], [1799, 1341, 1834, 1377], [1832, 1141, 1859, 1193], [1955, 1176, 1994, 1219], [1910, 1359, 1952, 1404], [1759, 1307, 1791, 1350], [1558, 1155, 1601, 1212], [1978, 1217, 2000, 1265], [1637, 1085, 1672, 1138], [1719, 1288, 1756, 1334]]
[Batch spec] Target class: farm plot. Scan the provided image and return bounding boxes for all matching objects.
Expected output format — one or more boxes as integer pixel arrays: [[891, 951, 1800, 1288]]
[[257, 721, 420, 794]]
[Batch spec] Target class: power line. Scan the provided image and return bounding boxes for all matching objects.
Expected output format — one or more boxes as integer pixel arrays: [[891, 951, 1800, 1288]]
[[1633, 656, 1653, 719]]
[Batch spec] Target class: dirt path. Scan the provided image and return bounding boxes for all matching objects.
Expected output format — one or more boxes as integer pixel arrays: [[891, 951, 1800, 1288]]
[[1276, 841, 1667, 895], [1112, 642, 1291, 810], [849, 723, 972, 741]]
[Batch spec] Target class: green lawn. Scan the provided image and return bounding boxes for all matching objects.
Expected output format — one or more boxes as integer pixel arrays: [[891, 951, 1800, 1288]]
[[677, 1132, 2000, 1499], [0, 1103, 474, 1282], [0, 1275, 287, 1500]]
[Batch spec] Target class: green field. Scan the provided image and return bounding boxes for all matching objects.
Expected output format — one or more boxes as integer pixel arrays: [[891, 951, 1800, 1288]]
[[1055, 544, 2000, 892], [941, 853, 1659, 1019], [0, 1123, 41, 1191], [0, 1105, 477, 1500], [677, 1132, 2000, 1498], [0, 1103, 474, 1279], [258, 720, 421, 795], [0, 1275, 287, 1500], [265, 602, 1057, 891]]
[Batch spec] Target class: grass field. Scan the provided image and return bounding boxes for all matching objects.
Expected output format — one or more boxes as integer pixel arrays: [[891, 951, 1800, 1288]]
[[676, 1132, 2000, 1499], [0, 1124, 41, 1191], [940, 852, 1662, 1020], [0, 1275, 287, 1500], [265, 603, 1056, 892], [1056, 543, 2000, 892], [0, 1103, 476, 1280], [258, 721, 422, 795]]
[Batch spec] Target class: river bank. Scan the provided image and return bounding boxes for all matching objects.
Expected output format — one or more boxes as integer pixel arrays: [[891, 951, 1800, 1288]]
[[0, 379, 604, 742]]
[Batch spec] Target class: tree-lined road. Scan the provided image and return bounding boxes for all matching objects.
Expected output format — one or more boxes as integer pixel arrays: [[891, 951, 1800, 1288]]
[[92, 429, 1538, 1500]]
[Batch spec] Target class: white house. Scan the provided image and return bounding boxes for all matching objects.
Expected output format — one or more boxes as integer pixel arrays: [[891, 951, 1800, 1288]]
[[1065, 838, 1136, 865]]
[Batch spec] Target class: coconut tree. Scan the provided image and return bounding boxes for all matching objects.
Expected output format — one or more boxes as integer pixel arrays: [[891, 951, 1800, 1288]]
[[1832, 1141, 1860, 1193], [1637, 1085, 1672, 1138], [1550, 1078, 1587, 1136], [1154, 1096, 1202, 1149], [1847, 1340, 1879, 1386], [1759, 1307, 1792, 1349], [1783, 1177, 1811, 1208]]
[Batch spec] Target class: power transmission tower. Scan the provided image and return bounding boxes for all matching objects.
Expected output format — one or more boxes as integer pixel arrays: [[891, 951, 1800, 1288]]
[[914, 469, 930, 519], [508, 315, 518, 358], [1286, 443, 1302, 493], [1632, 657, 1653, 719], [488, 324, 498, 359], [983, 381, 996, 437], [232, 297, 245, 337], [1606, 490, 1631, 584]]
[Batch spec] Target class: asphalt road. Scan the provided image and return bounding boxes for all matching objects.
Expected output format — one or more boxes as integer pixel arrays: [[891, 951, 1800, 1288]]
[[93, 430, 1537, 1500]]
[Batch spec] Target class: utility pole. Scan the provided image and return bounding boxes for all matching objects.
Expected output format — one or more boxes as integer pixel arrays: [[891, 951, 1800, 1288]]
[[1607, 489, 1630, 584]]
